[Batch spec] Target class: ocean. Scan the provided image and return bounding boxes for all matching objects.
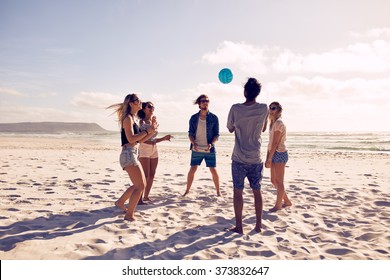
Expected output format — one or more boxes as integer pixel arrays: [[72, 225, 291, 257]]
[[2, 131, 389, 154]]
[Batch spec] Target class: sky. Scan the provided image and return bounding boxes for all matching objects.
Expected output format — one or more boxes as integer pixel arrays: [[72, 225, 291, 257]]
[[1, 0, 390, 132]]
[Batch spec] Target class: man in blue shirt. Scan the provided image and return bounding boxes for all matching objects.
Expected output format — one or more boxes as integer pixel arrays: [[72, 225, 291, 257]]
[[183, 94, 220, 197]]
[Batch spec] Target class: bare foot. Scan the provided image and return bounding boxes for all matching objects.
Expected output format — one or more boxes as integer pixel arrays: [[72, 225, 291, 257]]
[[228, 227, 243, 234], [216, 192, 221, 196], [182, 191, 189, 197], [115, 201, 127, 213], [143, 197, 151, 201], [282, 202, 292, 208], [124, 214, 135, 221], [254, 225, 262, 233], [269, 207, 282, 212], [138, 200, 147, 205]]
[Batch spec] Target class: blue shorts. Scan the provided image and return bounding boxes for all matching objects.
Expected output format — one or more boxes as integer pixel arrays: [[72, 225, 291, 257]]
[[272, 151, 288, 164], [119, 146, 140, 169], [190, 151, 216, 168], [232, 160, 263, 190]]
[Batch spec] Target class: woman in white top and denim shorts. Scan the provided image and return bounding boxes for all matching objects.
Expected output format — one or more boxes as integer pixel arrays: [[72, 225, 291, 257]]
[[265, 102, 292, 212]]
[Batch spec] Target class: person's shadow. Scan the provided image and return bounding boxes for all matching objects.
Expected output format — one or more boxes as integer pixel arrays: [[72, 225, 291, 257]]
[[1, 202, 277, 259], [84, 216, 240, 260], [0, 206, 122, 252]]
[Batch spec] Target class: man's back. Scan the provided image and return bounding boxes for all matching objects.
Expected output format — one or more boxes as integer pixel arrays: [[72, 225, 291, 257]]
[[227, 102, 268, 164]]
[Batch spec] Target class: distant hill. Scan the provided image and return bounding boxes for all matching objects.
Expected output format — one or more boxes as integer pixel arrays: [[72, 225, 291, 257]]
[[0, 122, 108, 133]]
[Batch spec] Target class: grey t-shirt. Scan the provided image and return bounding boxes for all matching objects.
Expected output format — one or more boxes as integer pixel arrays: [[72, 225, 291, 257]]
[[227, 102, 269, 164]]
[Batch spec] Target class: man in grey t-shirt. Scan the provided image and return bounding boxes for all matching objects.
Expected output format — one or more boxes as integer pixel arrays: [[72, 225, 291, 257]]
[[227, 78, 268, 234]]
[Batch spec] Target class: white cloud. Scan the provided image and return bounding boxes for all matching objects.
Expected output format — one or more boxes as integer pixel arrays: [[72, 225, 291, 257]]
[[0, 86, 26, 97], [202, 36, 390, 74], [35, 92, 58, 98], [71, 92, 122, 109], [273, 40, 390, 73], [202, 41, 270, 75], [264, 76, 390, 131], [350, 28, 390, 38]]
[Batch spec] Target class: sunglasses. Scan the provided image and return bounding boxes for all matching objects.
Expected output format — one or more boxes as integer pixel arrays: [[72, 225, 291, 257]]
[[131, 98, 141, 104], [270, 106, 278, 111], [200, 99, 210, 103], [147, 105, 154, 109]]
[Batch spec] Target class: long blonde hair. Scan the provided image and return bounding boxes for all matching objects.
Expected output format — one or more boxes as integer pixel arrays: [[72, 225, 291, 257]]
[[269, 102, 283, 130], [107, 93, 138, 127]]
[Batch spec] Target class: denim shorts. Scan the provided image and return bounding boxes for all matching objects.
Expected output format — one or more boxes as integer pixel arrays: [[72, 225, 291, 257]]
[[232, 160, 263, 190], [119, 146, 140, 169], [272, 151, 288, 164], [190, 151, 216, 168]]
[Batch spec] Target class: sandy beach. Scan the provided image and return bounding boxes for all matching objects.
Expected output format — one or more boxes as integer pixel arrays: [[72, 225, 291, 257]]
[[0, 135, 389, 260]]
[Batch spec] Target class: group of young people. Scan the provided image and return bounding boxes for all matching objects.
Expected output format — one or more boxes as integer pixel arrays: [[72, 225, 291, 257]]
[[108, 77, 291, 233]]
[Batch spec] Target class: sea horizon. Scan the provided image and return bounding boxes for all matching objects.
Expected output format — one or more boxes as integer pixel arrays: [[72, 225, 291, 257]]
[[1, 131, 389, 154]]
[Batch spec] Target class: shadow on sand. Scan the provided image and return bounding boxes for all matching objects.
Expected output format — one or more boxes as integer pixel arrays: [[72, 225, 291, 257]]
[[0, 206, 122, 252], [84, 216, 240, 260]]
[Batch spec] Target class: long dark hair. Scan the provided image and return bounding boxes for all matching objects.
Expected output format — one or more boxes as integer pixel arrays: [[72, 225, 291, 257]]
[[137, 101, 153, 119]]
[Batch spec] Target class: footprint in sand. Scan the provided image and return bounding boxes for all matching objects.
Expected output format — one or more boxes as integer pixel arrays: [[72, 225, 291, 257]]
[[326, 248, 354, 255], [89, 195, 103, 199], [374, 201, 390, 207], [103, 179, 116, 183], [97, 181, 110, 185]]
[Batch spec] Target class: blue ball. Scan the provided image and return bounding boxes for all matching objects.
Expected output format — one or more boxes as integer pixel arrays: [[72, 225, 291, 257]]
[[218, 68, 233, 84]]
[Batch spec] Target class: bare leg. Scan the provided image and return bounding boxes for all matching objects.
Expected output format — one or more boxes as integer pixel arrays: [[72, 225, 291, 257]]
[[230, 188, 244, 234], [270, 163, 289, 212], [143, 157, 158, 201], [115, 185, 134, 212], [183, 165, 197, 196], [253, 189, 263, 232], [123, 165, 146, 221], [209, 167, 221, 196], [138, 157, 149, 204]]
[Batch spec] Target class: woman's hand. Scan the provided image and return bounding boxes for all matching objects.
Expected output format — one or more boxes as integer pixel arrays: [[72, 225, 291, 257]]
[[147, 116, 158, 135], [265, 159, 271, 168], [163, 134, 173, 141]]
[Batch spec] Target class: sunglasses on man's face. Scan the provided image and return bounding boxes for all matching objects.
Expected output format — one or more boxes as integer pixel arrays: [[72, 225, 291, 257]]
[[200, 99, 209, 103]]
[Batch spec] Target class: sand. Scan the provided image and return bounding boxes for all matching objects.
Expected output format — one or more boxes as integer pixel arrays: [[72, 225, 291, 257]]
[[0, 135, 389, 260]]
